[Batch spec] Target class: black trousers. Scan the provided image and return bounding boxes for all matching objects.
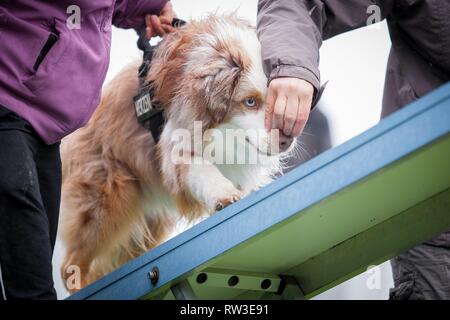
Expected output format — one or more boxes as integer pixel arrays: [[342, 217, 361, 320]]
[[0, 106, 61, 300], [390, 233, 450, 300]]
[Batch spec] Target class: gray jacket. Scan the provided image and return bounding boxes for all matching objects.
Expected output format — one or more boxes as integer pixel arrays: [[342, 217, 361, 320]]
[[257, 0, 450, 299], [256, 0, 450, 116]]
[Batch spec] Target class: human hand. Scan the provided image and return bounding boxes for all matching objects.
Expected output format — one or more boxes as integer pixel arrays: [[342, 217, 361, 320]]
[[265, 77, 314, 137], [145, 1, 176, 39]]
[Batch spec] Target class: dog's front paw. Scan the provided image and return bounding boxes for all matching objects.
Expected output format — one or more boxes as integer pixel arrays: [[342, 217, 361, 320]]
[[209, 183, 243, 213], [215, 191, 242, 211], [191, 178, 243, 214]]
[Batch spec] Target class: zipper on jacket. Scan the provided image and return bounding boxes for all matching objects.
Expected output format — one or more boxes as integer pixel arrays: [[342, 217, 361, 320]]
[[33, 33, 59, 72]]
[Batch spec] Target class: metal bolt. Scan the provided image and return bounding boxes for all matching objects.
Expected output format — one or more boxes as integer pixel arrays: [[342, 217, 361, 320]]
[[228, 275, 239, 287], [261, 279, 272, 290], [148, 266, 159, 285], [196, 273, 208, 284]]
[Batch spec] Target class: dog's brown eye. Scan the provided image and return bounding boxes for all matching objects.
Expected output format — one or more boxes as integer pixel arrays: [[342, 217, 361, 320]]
[[243, 97, 257, 108]]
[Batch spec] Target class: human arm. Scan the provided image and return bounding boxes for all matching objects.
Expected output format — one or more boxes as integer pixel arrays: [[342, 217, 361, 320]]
[[257, 0, 394, 136]]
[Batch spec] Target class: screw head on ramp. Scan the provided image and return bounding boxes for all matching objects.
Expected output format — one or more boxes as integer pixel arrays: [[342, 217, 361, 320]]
[[148, 267, 159, 285]]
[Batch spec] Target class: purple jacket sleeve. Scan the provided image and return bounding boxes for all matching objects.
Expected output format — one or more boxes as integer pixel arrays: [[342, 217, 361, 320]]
[[256, 0, 394, 91], [113, 0, 169, 29]]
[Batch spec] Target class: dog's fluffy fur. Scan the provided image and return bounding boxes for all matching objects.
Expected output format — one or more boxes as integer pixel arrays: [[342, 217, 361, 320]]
[[60, 15, 295, 291]]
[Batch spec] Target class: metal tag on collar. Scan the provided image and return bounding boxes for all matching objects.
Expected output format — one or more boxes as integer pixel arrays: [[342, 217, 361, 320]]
[[133, 91, 161, 123]]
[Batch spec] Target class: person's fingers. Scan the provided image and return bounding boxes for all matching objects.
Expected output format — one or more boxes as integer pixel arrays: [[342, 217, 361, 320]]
[[160, 1, 175, 20], [159, 16, 173, 26], [266, 77, 314, 136], [145, 26, 153, 39], [265, 88, 276, 131], [272, 95, 287, 132], [161, 24, 175, 34], [291, 95, 312, 137], [145, 15, 153, 39], [151, 15, 165, 36], [145, 14, 152, 27], [283, 94, 299, 136]]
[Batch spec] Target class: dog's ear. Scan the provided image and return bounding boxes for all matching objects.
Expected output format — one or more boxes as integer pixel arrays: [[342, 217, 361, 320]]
[[193, 58, 241, 123], [189, 44, 244, 123], [149, 24, 245, 123]]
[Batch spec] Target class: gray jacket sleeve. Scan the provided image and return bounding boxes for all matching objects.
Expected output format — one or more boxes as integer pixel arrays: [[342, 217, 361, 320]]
[[257, 0, 394, 91]]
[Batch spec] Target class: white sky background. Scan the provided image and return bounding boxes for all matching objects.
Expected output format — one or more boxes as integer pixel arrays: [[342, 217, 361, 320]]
[[54, 0, 394, 299]]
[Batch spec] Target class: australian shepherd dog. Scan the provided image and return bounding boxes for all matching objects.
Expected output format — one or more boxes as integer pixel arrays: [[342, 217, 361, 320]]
[[60, 15, 295, 292]]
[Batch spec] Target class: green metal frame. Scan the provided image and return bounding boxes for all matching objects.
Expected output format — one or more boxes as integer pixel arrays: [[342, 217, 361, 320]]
[[171, 137, 450, 300]]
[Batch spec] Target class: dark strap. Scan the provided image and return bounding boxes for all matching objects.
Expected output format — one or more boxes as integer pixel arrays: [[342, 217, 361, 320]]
[[134, 18, 187, 143], [136, 18, 186, 80], [145, 111, 165, 142]]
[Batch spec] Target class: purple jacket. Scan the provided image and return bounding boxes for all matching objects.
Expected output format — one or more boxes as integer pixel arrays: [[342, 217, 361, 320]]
[[0, 0, 167, 144]]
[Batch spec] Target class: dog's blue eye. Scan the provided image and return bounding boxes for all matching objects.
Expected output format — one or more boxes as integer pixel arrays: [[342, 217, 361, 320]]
[[244, 98, 257, 108]]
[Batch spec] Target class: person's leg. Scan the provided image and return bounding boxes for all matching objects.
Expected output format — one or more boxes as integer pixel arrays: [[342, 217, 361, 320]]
[[35, 142, 62, 253], [390, 232, 450, 300], [0, 128, 57, 300]]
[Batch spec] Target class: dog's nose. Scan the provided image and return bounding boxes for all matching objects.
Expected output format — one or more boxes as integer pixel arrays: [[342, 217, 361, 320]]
[[279, 133, 294, 152]]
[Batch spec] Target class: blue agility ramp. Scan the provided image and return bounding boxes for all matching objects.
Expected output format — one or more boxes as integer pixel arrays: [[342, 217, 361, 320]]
[[69, 82, 450, 300]]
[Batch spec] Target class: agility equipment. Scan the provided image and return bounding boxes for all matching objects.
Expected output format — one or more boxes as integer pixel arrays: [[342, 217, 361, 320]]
[[69, 82, 450, 300]]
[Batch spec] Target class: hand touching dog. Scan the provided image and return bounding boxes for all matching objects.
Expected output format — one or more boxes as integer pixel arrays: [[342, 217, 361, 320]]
[[265, 78, 314, 137], [145, 1, 176, 39]]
